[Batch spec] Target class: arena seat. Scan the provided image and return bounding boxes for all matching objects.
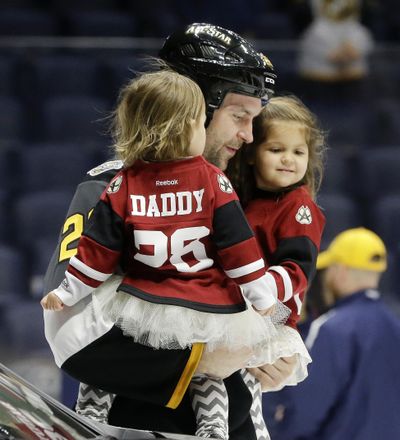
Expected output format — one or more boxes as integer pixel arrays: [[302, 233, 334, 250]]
[[317, 193, 362, 249], [65, 10, 137, 37], [19, 144, 98, 192], [13, 189, 73, 246], [41, 95, 110, 144], [0, 97, 26, 142], [0, 8, 59, 36], [355, 146, 400, 200], [26, 54, 103, 99]]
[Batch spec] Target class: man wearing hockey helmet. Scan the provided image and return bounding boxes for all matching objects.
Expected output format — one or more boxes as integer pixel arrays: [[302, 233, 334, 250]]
[[43, 23, 293, 439]]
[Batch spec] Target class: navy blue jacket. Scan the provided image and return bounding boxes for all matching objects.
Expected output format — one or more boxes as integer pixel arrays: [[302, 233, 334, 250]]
[[264, 290, 400, 440]]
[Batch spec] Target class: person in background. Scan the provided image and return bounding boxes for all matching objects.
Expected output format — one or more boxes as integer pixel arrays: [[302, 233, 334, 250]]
[[297, 0, 374, 101], [42, 23, 297, 439], [264, 227, 400, 440]]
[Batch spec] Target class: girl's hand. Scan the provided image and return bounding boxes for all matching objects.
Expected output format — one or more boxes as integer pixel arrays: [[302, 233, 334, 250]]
[[40, 292, 64, 311], [253, 304, 276, 316]]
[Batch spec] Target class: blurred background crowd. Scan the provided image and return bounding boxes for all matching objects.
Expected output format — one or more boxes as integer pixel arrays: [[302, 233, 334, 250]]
[[0, 0, 399, 417]]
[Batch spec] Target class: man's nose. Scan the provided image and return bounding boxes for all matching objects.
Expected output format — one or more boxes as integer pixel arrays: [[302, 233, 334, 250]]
[[238, 122, 253, 144]]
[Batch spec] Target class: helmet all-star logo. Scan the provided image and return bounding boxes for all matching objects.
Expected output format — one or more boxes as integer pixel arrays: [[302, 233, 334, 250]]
[[217, 174, 233, 193], [260, 53, 274, 70], [107, 175, 123, 194], [295, 205, 312, 225]]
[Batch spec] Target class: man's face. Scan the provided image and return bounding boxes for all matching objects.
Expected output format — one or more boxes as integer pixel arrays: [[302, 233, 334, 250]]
[[203, 93, 263, 171]]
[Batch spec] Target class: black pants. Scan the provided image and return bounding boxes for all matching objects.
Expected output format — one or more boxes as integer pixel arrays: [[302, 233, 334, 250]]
[[63, 326, 257, 440]]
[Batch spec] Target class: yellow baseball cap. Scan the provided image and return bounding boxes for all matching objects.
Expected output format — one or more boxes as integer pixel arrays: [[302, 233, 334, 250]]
[[317, 227, 387, 272]]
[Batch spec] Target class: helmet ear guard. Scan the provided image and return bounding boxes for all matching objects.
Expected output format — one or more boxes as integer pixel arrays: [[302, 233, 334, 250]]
[[159, 23, 277, 119]]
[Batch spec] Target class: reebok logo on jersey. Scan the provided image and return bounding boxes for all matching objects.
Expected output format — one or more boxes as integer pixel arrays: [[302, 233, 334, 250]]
[[217, 174, 233, 194], [107, 175, 123, 194], [156, 179, 178, 186], [295, 205, 312, 225]]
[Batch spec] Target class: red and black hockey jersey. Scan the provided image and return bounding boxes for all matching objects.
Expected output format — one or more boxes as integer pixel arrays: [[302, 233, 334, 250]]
[[54, 156, 277, 313], [245, 185, 325, 328]]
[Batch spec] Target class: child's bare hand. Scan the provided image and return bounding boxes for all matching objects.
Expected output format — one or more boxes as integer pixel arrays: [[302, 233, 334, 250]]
[[41, 292, 64, 311], [253, 304, 276, 316]]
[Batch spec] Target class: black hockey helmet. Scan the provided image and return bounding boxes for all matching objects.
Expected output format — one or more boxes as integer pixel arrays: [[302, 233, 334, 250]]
[[159, 23, 276, 118]]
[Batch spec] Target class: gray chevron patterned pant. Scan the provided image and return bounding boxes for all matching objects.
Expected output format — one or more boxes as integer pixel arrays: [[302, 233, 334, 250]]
[[189, 375, 229, 439], [240, 369, 271, 440], [75, 382, 115, 424]]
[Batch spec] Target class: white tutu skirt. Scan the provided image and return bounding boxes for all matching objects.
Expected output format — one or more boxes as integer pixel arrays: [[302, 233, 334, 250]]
[[94, 279, 309, 386]]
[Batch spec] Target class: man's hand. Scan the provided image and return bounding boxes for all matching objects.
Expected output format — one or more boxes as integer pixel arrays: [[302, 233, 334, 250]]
[[196, 346, 253, 379], [247, 355, 297, 391]]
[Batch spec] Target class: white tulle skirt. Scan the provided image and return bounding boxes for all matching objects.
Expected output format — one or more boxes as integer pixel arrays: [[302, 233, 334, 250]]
[[93, 276, 310, 385]]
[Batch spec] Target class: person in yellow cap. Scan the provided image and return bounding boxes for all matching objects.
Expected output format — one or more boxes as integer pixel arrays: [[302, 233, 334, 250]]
[[263, 227, 400, 440]]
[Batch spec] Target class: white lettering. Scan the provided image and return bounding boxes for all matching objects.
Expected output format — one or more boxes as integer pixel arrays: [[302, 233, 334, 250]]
[[146, 194, 161, 217], [193, 189, 204, 213], [186, 25, 231, 45], [130, 195, 146, 216], [176, 191, 192, 215], [130, 189, 205, 217], [160, 192, 176, 217]]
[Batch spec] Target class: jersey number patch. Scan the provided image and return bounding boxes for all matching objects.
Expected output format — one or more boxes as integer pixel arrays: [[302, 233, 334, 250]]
[[134, 226, 213, 272]]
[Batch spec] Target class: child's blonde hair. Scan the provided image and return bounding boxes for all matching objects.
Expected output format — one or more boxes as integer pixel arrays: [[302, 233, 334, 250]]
[[112, 69, 205, 166], [228, 95, 326, 205]]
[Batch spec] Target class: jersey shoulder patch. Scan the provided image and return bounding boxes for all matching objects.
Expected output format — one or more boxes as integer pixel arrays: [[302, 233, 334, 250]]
[[87, 160, 124, 176], [295, 205, 312, 225]]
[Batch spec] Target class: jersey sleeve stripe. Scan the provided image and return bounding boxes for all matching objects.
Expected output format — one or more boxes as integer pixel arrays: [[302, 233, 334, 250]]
[[70, 255, 112, 282], [53, 271, 95, 306], [224, 258, 265, 279], [269, 265, 293, 302]]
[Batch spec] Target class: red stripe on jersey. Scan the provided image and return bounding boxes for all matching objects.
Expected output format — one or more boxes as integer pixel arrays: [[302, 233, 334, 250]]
[[68, 264, 102, 289], [77, 235, 120, 275]]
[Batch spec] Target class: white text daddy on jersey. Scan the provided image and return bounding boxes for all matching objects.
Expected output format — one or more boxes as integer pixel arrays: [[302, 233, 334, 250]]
[[130, 189, 205, 217]]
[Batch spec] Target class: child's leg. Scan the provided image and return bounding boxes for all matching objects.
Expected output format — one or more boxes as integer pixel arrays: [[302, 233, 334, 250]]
[[75, 382, 116, 424], [189, 375, 229, 440], [240, 369, 271, 440]]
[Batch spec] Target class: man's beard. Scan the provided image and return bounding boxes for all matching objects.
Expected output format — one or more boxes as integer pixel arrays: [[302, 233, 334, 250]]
[[203, 141, 224, 170]]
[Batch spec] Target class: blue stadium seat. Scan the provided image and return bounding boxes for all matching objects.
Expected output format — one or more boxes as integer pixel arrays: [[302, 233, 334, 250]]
[[29, 238, 59, 299], [369, 195, 400, 253], [0, 190, 11, 244], [27, 54, 103, 99], [319, 149, 352, 196], [41, 95, 110, 144], [368, 98, 400, 146], [19, 144, 98, 192], [65, 10, 137, 37], [52, 0, 120, 12], [317, 193, 362, 249], [0, 244, 28, 298], [0, 55, 18, 96], [13, 189, 73, 247], [355, 146, 400, 200], [0, 97, 25, 142], [0, 9, 59, 36], [99, 55, 146, 101], [2, 300, 49, 354], [308, 100, 370, 148]]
